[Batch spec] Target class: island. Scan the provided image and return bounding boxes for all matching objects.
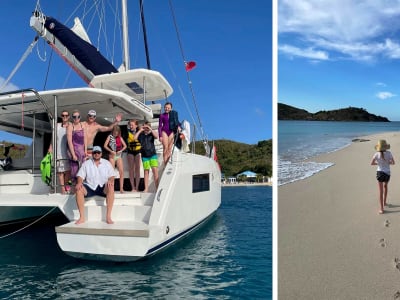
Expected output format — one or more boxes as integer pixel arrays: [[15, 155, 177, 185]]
[[278, 103, 389, 122]]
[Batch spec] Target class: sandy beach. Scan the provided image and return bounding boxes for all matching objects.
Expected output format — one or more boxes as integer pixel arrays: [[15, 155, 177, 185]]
[[278, 131, 400, 299]]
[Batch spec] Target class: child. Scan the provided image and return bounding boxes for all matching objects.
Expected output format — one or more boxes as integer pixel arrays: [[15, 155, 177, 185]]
[[135, 122, 159, 192], [127, 119, 142, 192], [371, 139, 395, 214], [104, 125, 127, 193]]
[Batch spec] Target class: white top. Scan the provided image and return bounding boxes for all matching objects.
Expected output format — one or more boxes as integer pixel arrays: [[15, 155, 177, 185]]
[[56, 123, 68, 159], [77, 158, 114, 190], [372, 150, 394, 174]]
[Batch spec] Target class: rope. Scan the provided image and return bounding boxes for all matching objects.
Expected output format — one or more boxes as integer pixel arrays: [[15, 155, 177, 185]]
[[168, 0, 207, 142], [0, 206, 58, 239]]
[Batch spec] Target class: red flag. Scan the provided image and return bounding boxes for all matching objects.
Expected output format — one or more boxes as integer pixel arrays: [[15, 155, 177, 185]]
[[185, 61, 196, 72]]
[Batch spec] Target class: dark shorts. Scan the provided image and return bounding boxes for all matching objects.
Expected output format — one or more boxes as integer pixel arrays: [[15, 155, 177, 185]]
[[84, 183, 106, 198], [128, 150, 141, 156], [376, 171, 390, 183]]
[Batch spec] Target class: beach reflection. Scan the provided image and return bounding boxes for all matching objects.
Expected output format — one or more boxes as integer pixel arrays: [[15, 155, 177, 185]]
[[54, 213, 239, 299]]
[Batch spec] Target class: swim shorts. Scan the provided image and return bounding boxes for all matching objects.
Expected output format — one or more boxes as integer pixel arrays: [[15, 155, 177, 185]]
[[142, 154, 158, 170], [376, 171, 390, 182], [84, 183, 106, 198]]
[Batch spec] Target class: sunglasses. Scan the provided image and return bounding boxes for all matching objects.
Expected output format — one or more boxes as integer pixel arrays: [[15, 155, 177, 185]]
[[88, 114, 96, 118], [61, 114, 69, 117], [93, 151, 102, 154], [72, 115, 80, 119]]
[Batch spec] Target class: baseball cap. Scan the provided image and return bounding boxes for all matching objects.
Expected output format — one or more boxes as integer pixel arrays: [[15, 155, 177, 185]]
[[88, 109, 96, 116], [92, 146, 102, 153]]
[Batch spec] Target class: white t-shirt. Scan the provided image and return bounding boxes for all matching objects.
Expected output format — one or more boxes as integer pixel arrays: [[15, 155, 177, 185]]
[[77, 158, 114, 190], [373, 150, 393, 174]]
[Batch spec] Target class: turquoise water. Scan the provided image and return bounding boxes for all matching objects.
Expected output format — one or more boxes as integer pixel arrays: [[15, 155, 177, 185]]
[[278, 120, 400, 185], [0, 186, 271, 299]]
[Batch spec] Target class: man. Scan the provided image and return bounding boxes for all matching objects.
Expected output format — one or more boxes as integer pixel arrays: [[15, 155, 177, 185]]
[[75, 146, 115, 224], [82, 110, 123, 156]]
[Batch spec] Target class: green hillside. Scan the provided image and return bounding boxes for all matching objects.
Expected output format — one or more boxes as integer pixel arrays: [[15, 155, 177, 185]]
[[194, 139, 272, 177], [278, 103, 389, 121]]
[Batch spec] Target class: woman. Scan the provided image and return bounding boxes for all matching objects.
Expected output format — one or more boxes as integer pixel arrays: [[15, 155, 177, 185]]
[[48, 110, 71, 194], [158, 102, 180, 164], [104, 125, 127, 193], [127, 119, 141, 191], [371, 139, 395, 214], [67, 109, 87, 182]]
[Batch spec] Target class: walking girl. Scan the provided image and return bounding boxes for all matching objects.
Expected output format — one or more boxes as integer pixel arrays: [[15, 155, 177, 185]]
[[371, 139, 395, 214]]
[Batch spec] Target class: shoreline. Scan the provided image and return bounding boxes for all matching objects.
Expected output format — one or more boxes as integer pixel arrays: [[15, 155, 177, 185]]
[[278, 131, 400, 299], [222, 182, 271, 187]]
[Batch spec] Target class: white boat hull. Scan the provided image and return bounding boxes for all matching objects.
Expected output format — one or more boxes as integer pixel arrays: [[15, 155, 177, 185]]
[[55, 151, 221, 262]]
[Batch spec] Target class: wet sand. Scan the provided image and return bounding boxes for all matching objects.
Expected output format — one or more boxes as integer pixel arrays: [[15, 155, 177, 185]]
[[278, 132, 400, 299]]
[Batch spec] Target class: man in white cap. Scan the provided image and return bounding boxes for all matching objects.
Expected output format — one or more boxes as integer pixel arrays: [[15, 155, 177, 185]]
[[82, 110, 123, 156], [74, 145, 115, 224]]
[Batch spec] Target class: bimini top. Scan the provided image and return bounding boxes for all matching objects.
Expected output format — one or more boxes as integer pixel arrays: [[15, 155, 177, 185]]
[[0, 87, 154, 134]]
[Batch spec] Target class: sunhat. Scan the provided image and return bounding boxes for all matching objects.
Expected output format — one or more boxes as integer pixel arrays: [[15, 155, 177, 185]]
[[375, 140, 390, 151]]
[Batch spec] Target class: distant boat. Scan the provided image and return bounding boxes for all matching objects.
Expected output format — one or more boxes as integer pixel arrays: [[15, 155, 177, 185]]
[[0, 0, 221, 261]]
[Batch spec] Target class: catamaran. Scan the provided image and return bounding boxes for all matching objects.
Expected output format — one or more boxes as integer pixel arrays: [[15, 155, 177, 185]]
[[0, 0, 221, 261]]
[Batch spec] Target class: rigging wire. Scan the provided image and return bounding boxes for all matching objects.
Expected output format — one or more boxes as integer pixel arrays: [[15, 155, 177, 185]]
[[168, 0, 206, 142], [42, 45, 54, 91], [0, 37, 39, 92]]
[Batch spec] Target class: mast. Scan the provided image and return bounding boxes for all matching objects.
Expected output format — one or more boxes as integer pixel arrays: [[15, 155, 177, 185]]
[[121, 0, 130, 71], [140, 0, 151, 69]]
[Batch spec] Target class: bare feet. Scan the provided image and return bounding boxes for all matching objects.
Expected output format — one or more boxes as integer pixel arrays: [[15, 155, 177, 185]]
[[106, 219, 114, 224], [379, 210, 384, 214], [75, 218, 85, 224]]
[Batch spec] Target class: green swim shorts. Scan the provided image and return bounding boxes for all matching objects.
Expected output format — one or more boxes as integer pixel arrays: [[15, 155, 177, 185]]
[[142, 154, 158, 170]]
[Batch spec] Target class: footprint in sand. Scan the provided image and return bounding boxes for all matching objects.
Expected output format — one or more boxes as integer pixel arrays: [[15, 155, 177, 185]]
[[394, 258, 400, 270], [385, 220, 390, 227], [380, 238, 386, 247], [394, 290, 400, 299]]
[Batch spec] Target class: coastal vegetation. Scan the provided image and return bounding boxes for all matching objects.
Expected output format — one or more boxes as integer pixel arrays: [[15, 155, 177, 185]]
[[194, 139, 272, 177], [278, 103, 389, 122]]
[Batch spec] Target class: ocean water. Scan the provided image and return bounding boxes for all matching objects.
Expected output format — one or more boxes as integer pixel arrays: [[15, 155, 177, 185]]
[[0, 186, 271, 299], [278, 120, 400, 185]]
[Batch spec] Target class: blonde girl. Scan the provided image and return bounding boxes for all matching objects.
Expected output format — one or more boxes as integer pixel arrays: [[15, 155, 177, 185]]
[[371, 139, 395, 214]]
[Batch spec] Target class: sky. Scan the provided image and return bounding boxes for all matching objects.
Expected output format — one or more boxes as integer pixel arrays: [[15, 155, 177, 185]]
[[0, 0, 271, 145], [278, 0, 400, 121]]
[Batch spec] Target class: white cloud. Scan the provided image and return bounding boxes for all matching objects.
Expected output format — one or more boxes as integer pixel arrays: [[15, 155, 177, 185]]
[[279, 0, 400, 61], [0, 77, 18, 92], [376, 91, 396, 99], [278, 44, 329, 60], [376, 82, 387, 87]]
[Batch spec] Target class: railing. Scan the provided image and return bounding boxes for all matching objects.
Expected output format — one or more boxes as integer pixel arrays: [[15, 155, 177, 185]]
[[0, 88, 53, 174]]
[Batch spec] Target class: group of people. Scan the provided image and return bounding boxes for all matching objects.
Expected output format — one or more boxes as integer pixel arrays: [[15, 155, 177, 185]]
[[50, 102, 182, 224], [371, 139, 395, 214]]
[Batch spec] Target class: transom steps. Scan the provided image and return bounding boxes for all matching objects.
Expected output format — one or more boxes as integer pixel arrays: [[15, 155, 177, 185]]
[[56, 220, 150, 237], [73, 192, 155, 223]]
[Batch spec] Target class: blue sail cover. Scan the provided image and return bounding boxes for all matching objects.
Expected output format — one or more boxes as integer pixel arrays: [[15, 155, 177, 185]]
[[44, 17, 118, 75]]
